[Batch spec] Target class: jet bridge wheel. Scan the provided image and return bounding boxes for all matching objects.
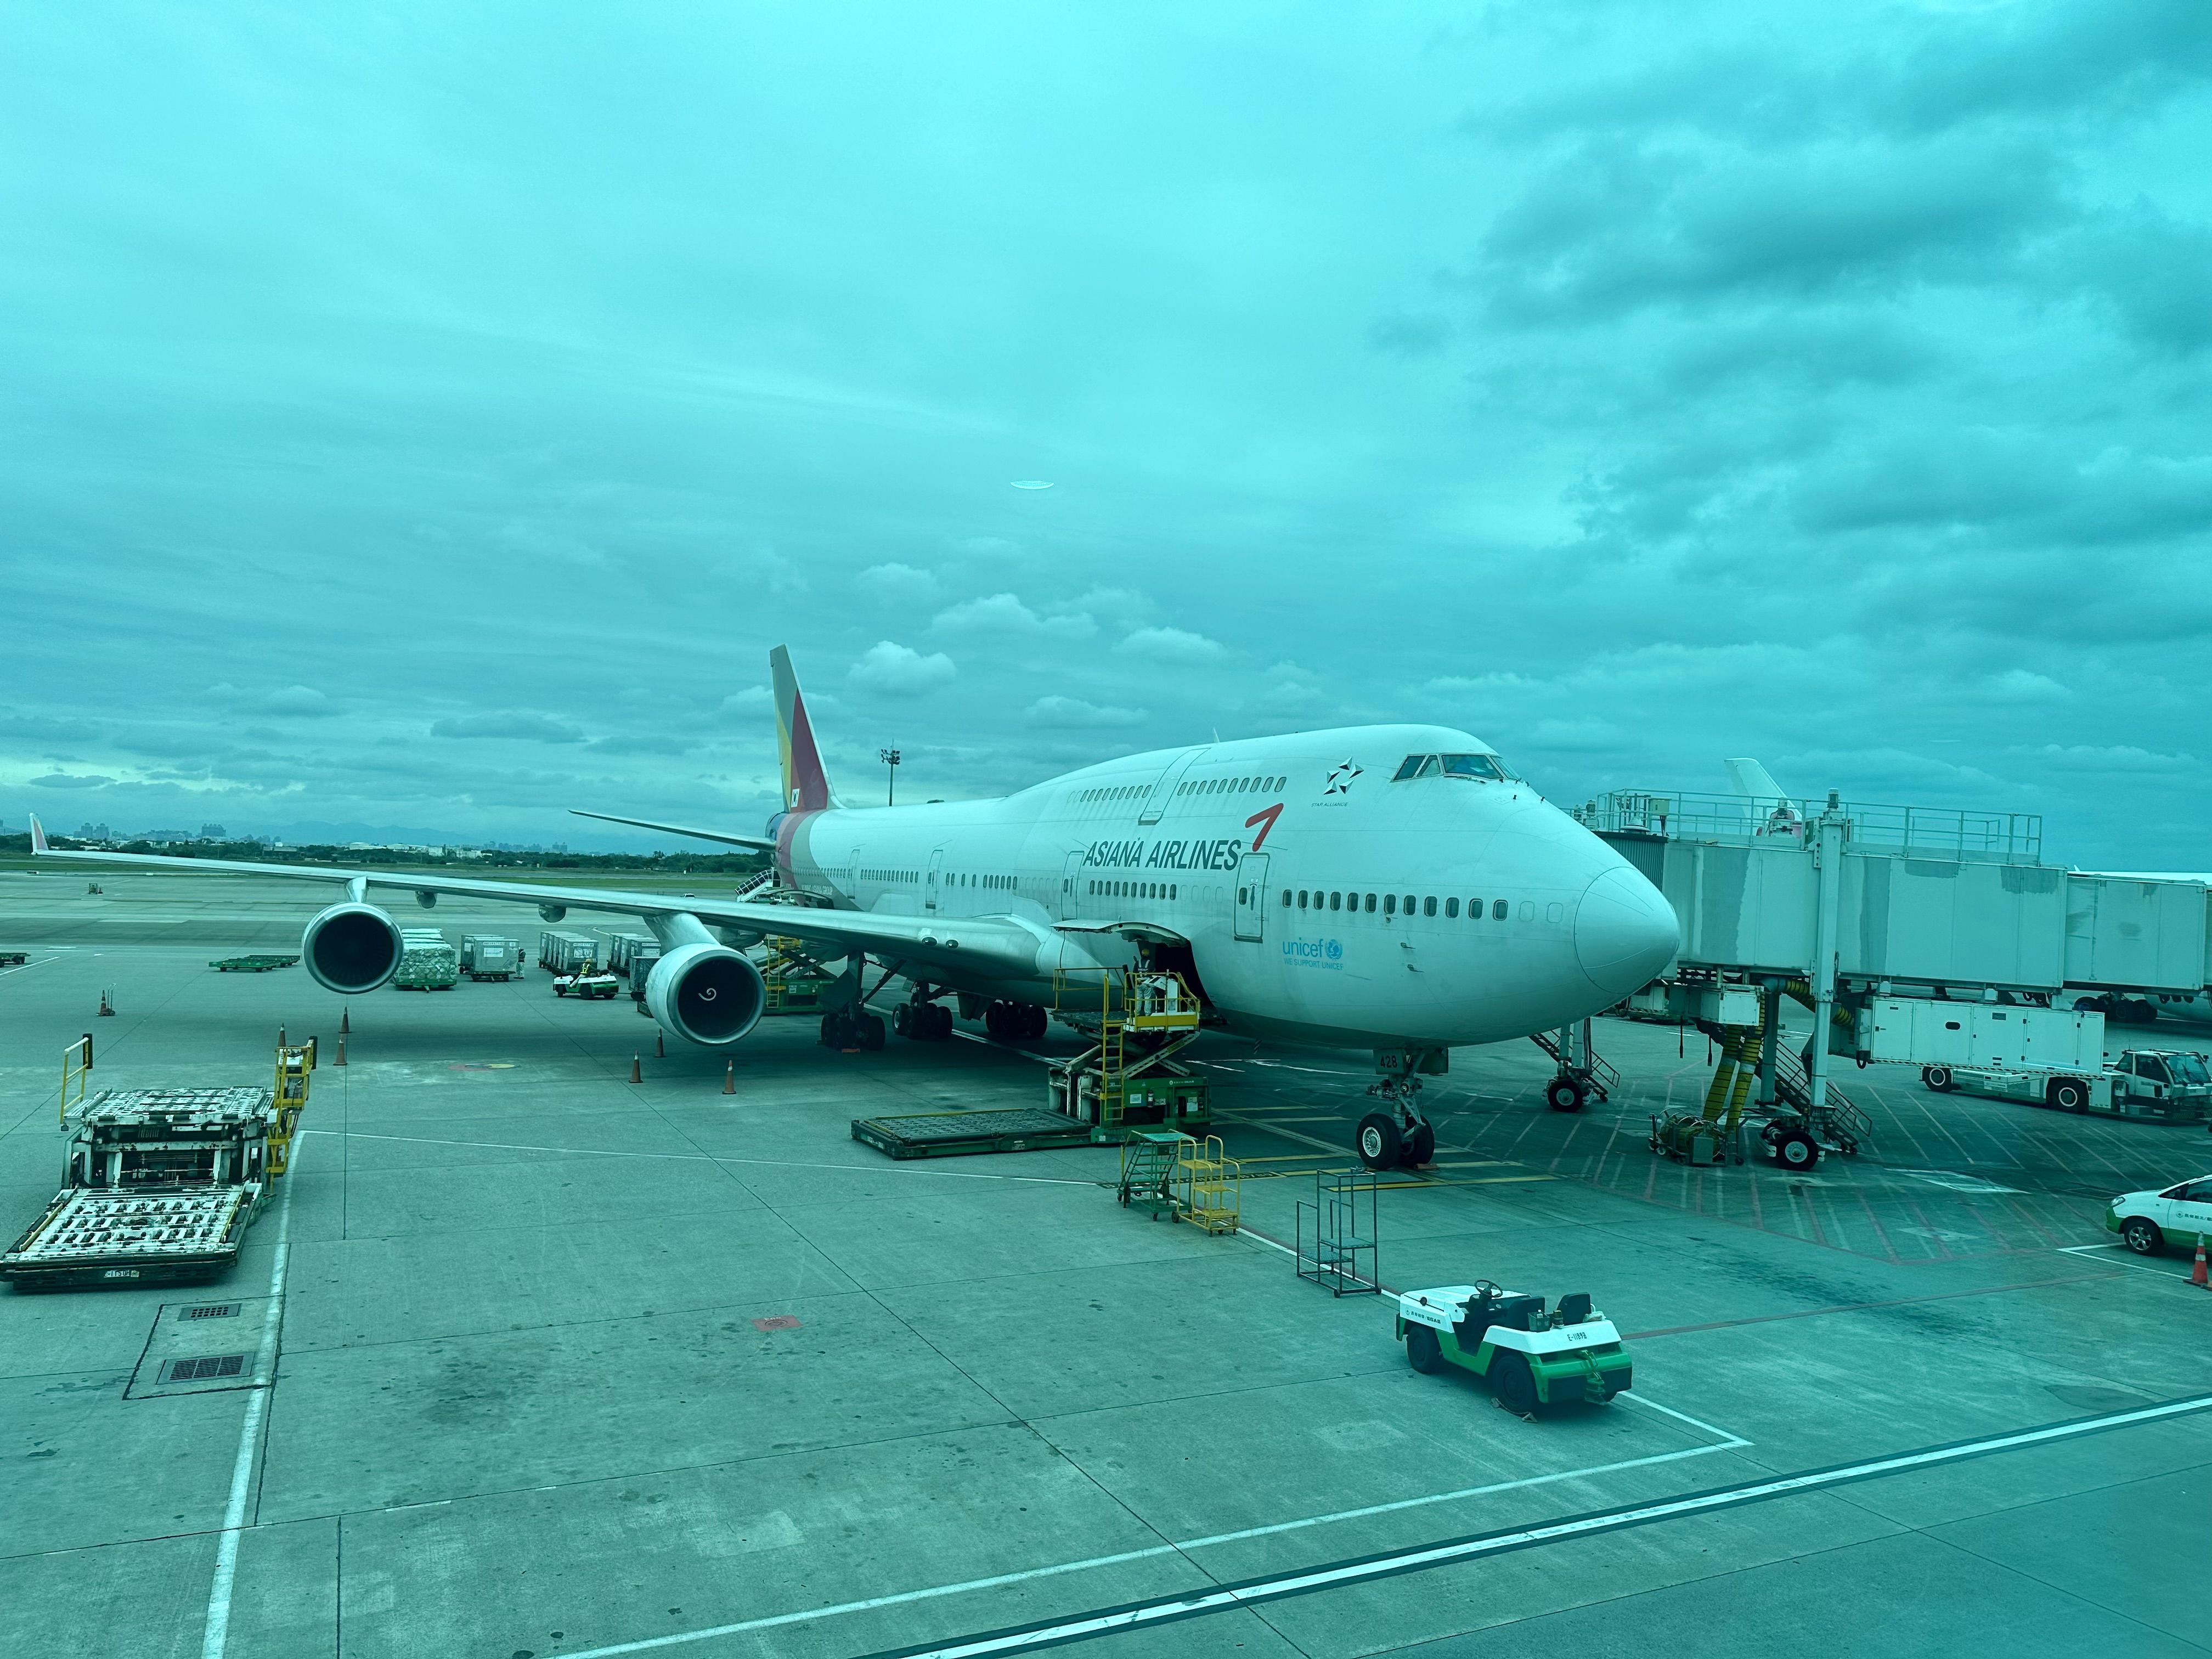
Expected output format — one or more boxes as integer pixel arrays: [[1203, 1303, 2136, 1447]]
[[1545, 1075, 1587, 1113], [1356, 1113, 1401, 1172], [1773, 1128, 1821, 1170]]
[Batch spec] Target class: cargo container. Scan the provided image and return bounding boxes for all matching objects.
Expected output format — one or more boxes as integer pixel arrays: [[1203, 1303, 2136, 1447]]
[[460, 934, 517, 981], [395, 929, 460, 991], [536, 931, 599, 973]]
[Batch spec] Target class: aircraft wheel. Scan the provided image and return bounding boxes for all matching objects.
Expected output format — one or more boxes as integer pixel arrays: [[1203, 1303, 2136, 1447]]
[[891, 1003, 911, 1038], [819, 1012, 848, 1049], [1356, 1113, 1400, 1172], [1403, 1123, 1436, 1166], [1545, 1075, 1587, 1113], [858, 1013, 887, 1051], [1490, 1351, 1539, 1417], [1774, 1129, 1820, 1170], [1406, 1325, 1443, 1375], [928, 1003, 955, 1041], [1021, 1004, 1048, 1040]]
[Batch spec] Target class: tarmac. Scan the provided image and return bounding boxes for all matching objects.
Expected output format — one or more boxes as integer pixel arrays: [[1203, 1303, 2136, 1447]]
[[3, 867, 2209, 1659]]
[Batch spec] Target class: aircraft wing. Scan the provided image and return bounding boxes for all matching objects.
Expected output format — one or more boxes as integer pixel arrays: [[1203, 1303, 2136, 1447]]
[[566, 809, 778, 851], [27, 818, 1050, 980]]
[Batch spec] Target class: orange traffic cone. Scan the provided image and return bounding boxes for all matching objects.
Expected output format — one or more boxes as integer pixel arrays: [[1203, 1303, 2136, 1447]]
[[335, 1035, 347, 1066], [630, 1054, 642, 1084], [98, 990, 115, 1017], [722, 1062, 736, 1096], [341, 1007, 351, 1035], [2193, 1235, 2208, 1289], [279, 1026, 287, 1048]]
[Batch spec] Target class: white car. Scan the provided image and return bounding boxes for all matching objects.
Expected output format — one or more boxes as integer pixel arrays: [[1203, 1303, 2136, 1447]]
[[2106, 1174, 2212, 1255]]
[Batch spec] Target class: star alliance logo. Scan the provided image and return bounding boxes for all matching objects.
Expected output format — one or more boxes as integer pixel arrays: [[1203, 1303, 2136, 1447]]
[[1324, 759, 1362, 796]]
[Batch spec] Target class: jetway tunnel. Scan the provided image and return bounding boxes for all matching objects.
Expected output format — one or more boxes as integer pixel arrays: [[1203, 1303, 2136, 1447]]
[[1559, 787, 2212, 1163]]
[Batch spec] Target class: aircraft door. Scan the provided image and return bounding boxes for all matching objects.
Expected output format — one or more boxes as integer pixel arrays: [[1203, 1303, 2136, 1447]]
[[925, 849, 945, 913], [1139, 746, 1209, 826], [1059, 851, 1085, 921], [1233, 853, 1270, 941]]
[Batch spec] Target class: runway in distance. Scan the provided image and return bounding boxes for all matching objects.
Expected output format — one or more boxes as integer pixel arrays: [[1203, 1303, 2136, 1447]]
[[31, 646, 1680, 1147]]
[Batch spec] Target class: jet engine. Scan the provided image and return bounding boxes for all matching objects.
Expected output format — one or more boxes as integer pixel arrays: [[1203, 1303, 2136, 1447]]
[[301, 902, 404, 995], [644, 943, 766, 1047]]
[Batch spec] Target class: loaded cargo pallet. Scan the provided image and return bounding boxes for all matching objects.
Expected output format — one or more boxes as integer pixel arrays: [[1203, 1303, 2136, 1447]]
[[851, 1107, 1098, 1159]]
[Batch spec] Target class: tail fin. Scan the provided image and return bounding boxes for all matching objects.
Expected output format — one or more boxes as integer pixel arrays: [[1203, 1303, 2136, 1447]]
[[1724, 757, 1789, 805], [770, 645, 837, 811]]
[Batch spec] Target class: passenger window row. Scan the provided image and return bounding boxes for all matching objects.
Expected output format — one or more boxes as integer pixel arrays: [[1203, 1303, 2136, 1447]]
[[862, 868, 918, 883], [950, 873, 1016, 890], [1283, 889, 1520, 921], [1177, 774, 1284, 797], [1089, 879, 1178, 900]]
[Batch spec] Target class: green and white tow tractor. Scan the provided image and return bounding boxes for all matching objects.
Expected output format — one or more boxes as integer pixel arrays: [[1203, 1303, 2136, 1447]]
[[1395, 1281, 1632, 1414]]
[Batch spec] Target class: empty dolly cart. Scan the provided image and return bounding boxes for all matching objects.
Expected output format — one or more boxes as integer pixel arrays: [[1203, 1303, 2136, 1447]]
[[1297, 1167, 1380, 1295]]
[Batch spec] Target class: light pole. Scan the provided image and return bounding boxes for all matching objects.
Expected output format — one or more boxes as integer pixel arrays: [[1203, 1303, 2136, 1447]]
[[878, 747, 901, 806]]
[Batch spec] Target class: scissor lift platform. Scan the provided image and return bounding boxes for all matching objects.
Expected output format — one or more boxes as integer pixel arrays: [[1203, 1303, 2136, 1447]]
[[851, 1107, 1097, 1160]]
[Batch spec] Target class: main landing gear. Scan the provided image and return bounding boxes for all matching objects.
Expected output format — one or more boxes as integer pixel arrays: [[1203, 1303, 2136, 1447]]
[[984, 1001, 1048, 1042], [891, 999, 954, 1042], [1356, 1075, 1436, 1172], [819, 1009, 885, 1051]]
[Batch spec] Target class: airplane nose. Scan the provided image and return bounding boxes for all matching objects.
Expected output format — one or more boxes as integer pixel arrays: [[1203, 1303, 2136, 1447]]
[[1573, 866, 1678, 997]]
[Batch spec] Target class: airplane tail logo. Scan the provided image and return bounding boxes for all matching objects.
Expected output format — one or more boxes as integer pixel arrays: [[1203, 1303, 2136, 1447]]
[[770, 645, 835, 812]]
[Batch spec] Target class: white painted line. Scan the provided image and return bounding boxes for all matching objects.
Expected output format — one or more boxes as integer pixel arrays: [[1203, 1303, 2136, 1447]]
[[1614, 1392, 1750, 1446], [554, 1441, 1744, 1659], [2057, 1243, 2199, 1279], [298, 1129, 1101, 1187], [878, 1393, 2212, 1659], [200, 1147, 302, 1659], [0, 955, 63, 978]]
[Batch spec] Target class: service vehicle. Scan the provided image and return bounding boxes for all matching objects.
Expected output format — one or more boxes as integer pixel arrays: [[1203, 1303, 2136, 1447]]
[[1924, 1047, 2212, 1122], [2, 1047, 312, 1290], [2104, 1172, 2212, 1255], [1396, 1280, 1631, 1413], [554, 967, 622, 999]]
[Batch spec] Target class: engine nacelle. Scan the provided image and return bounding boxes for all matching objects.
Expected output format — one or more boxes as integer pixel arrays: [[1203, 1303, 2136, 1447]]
[[644, 943, 766, 1047], [301, 902, 404, 995]]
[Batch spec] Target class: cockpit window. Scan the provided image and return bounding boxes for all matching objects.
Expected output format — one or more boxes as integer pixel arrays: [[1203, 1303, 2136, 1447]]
[[1399, 752, 1511, 781], [1441, 753, 1506, 781]]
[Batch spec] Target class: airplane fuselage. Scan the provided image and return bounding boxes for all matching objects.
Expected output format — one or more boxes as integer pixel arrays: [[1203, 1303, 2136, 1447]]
[[774, 723, 1678, 1049]]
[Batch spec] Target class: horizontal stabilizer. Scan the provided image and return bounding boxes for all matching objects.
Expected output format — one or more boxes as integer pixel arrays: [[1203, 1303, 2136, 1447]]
[[568, 810, 777, 851]]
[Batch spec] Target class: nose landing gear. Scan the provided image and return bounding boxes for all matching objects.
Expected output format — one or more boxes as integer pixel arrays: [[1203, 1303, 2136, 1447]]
[[1357, 1071, 1436, 1171]]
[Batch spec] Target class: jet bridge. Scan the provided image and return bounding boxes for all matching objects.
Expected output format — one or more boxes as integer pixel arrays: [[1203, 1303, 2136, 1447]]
[[1572, 788, 2212, 1138]]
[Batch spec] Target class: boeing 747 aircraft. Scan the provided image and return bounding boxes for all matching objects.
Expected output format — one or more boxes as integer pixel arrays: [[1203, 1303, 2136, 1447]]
[[30, 646, 1679, 1165]]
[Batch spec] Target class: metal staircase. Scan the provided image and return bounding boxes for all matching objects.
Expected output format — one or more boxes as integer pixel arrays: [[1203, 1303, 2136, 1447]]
[[1528, 1027, 1621, 1102]]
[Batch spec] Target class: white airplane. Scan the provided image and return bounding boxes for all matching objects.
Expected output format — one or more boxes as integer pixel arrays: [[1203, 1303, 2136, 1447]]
[[30, 646, 1679, 1166]]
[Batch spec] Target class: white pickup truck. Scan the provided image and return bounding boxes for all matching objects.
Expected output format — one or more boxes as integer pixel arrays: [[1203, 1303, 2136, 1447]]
[[2106, 1173, 2212, 1255]]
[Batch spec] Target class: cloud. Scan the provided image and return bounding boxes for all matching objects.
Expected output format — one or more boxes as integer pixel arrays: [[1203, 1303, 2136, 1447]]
[[206, 684, 339, 718], [719, 686, 772, 714], [848, 641, 956, 695], [930, 592, 1097, 638], [1367, 309, 1451, 357], [1025, 696, 1146, 729], [1117, 627, 1227, 664], [1984, 669, 2070, 701], [859, 563, 941, 606], [428, 713, 587, 743], [29, 772, 117, 788]]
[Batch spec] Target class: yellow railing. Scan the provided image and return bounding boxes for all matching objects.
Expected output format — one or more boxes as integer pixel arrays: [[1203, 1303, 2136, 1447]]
[[1175, 1133, 1242, 1235], [60, 1036, 91, 1125], [268, 1040, 315, 1176]]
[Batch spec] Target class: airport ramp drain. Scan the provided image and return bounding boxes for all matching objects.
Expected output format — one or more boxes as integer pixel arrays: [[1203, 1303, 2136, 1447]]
[[184, 1302, 241, 1319], [159, 1354, 246, 1385]]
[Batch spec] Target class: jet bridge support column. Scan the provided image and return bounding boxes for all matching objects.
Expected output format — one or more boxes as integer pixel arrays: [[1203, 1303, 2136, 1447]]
[[1755, 980, 1784, 1108], [1805, 794, 1846, 1112]]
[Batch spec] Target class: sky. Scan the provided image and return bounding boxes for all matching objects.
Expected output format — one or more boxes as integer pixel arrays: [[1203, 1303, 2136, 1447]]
[[2, 1, 2208, 866]]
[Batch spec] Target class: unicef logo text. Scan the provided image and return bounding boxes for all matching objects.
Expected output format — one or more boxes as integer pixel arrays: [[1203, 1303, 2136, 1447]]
[[1281, 936, 1344, 971]]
